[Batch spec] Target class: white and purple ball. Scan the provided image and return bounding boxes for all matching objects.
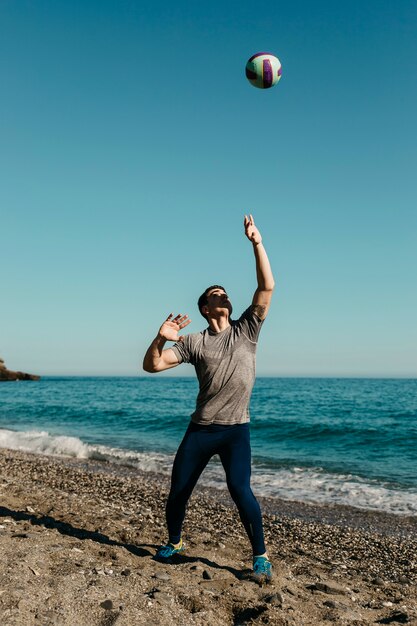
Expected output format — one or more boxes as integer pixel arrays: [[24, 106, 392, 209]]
[[245, 52, 282, 89]]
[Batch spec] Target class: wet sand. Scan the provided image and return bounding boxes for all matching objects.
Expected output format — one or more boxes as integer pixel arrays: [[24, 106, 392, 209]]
[[0, 448, 416, 625]]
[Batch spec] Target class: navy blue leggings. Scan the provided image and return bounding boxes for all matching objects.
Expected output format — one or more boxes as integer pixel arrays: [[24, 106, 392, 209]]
[[166, 422, 266, 555]]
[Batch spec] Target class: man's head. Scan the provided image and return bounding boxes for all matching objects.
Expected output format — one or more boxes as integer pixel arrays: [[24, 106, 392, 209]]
[[198, 285, 232, 322]]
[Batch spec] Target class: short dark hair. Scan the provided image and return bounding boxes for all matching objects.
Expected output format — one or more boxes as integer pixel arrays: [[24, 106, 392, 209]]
[[198, 285, 226, 320]]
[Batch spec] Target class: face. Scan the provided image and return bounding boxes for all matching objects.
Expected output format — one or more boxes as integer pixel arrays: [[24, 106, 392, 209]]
[[204, 288, 232, 317]]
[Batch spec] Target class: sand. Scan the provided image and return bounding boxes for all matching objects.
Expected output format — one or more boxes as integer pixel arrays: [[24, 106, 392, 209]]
[[0, 447, 416, 625]]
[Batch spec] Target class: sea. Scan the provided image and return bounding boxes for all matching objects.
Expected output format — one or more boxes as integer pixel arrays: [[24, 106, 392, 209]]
[[1, 377, 416, 516]]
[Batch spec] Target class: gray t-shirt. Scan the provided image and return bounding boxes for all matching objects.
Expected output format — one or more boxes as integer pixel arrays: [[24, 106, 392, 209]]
[[171, 306, 264, 425]]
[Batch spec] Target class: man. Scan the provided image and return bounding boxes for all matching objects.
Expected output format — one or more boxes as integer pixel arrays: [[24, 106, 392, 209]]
[[143, 215, 275, 582]]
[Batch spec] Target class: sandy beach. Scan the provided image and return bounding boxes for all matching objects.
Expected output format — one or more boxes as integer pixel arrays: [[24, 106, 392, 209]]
[[0, 448, 416, 626]]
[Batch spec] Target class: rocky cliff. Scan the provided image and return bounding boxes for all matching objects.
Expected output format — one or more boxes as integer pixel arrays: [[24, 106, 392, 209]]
[[0, 357, 40, 381]]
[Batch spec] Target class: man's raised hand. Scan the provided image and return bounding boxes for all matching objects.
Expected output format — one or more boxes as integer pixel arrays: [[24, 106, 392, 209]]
[[158, 313, 191, 343], [244, 214, 262, 246]]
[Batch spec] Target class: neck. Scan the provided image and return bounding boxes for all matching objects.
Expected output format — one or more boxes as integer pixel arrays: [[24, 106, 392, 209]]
[[208, 313, 230, 333]]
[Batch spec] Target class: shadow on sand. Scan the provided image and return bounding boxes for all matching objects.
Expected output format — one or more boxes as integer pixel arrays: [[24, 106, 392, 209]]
[[0, 505, 246, 579]]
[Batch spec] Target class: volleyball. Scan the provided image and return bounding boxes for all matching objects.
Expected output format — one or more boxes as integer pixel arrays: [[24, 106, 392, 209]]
[[245, 53, 282, 89]]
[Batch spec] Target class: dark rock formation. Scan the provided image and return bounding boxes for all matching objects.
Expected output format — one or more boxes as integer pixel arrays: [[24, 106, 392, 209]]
[[0, 357, 40, 381]]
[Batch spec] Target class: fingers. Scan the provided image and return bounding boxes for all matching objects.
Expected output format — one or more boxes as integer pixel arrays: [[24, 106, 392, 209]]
[[168, 313, 191, 329], [180, 317, 192, 329]]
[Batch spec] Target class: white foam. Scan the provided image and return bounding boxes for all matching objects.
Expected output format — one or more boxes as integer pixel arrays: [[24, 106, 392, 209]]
[[250, 466, 417, 516], [1, 428, 416, 516], [0, 428, 174, 474], [0, 428, 90, 458]]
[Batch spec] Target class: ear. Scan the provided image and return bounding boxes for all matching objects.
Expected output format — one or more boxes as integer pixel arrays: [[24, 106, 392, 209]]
[[202, 304, 209, 316]]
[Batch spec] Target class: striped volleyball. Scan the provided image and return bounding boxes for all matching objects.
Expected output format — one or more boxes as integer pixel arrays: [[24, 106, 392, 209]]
[[245, 52, 282, 89]]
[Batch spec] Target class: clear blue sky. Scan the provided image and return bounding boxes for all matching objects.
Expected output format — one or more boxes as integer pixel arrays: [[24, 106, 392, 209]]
[[1, 0, 416, 377]]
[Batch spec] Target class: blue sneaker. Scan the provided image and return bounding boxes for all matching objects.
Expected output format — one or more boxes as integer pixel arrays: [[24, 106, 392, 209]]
[[252, 556, 273, 584], [154, 539, 185, 562]]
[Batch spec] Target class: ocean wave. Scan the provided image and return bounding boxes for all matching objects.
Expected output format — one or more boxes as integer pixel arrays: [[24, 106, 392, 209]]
[[0, 428, 90, 458], [1, 428, 416, 516], [0, 428, 173, 474], [249, 466, 417, 516]]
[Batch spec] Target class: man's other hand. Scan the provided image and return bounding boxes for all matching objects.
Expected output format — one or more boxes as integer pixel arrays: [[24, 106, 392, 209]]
[[158, 313, 191, 343], [244, 214, 262, 245]]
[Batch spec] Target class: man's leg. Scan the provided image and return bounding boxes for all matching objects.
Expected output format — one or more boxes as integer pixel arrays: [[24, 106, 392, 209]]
[[218, 424, 266, 556], [165, 425, 211, 544]]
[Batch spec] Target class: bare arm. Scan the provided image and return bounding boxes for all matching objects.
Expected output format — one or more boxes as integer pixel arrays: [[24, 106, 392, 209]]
[[244, 214, 275, 320], [143, 313, 191, 373]]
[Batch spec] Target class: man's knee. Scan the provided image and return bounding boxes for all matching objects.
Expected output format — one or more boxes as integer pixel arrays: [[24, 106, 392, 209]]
[[227, 480, 253, 503], [167, 483, 194, 506]]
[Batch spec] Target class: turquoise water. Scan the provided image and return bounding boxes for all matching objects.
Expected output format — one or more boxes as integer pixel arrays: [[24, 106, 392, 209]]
[[1, 377, 416, 515]]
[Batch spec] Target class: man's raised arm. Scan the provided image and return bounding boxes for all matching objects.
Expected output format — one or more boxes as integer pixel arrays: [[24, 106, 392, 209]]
[[244, 214, 275, 320], [143, 313, 191, 373]]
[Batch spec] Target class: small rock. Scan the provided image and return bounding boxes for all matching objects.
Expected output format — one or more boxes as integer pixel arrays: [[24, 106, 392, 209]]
[[263, 592, 283, 607], [202, 570, 213, 580], [323, 600, 349, 611], [323, 600, 337, 609], [154, 572, 171, 581], [104, 568, 114, 575], [121, 569, 131, 576], [26, 506, 35, 514], [376, 611, 410, 624], [383, 602, 394, 608], [190, 565, 204, 572], [100, 599, 113, 610], [94, 568, 105, 575], [307, 581, 347, 595], [217, 542, 226, 549]]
